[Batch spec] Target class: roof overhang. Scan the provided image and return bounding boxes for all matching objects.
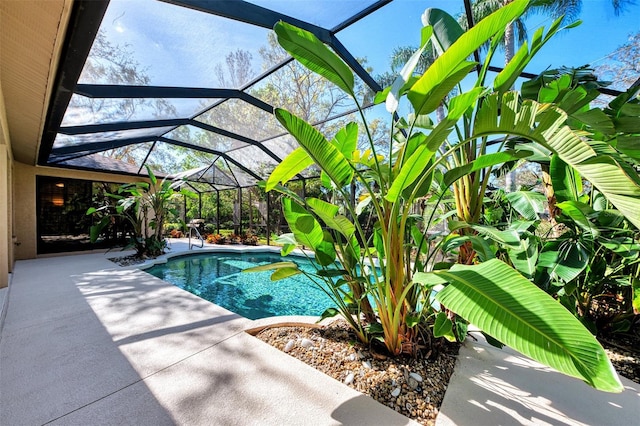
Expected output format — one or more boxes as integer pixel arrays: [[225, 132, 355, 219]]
[[0, 0, 74, 165]]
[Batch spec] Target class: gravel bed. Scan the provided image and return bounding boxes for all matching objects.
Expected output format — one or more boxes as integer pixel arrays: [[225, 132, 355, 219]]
[[255, 321, 459, 426], [108, 254, 151, 266], [600, 333, 640, 384], [256, 321, 640, 425]]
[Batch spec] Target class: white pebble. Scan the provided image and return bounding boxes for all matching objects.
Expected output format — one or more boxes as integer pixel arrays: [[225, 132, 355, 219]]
[[348, 353, 357, 361], [362, 360, 372, 369], [409, 372, 423, 382], [300, 338, 314, 349], [344, 372, 354, 385], [391, 387, 401, 398], [283, 340, 295, 353]]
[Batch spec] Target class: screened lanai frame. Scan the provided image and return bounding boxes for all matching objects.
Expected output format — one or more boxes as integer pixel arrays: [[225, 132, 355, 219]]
[[39, 0, 395, 187], [39, 0, 635, 194]]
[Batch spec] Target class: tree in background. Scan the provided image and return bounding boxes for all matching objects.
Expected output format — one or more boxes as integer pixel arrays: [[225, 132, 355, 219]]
[[256, 33, 356, 126], [376, 45, 435, 88], [214, 49, 255, 88], [459, 0, 630, 62], [596, 30, 640, 93], [69, 31, 177, 165]]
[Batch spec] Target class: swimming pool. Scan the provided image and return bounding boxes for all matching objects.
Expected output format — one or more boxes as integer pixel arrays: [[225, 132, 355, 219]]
[[145, 251, 334, 320]]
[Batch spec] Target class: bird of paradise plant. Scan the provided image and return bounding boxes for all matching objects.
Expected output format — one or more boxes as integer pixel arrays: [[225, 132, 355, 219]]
[[246, 0, 640, 392]]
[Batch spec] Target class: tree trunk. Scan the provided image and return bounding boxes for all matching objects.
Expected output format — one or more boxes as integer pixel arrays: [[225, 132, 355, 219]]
[[504, 12, 517, 192], [541, 163, 561, 238]]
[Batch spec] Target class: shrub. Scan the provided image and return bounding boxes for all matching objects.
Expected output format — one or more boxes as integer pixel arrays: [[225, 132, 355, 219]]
[[241, 231, 259, 246], [88, 166, 196, 257], [206, 233, 227, 244]]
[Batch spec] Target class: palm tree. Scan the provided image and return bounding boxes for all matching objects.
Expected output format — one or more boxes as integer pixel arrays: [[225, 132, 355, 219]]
[[462, 0, 630, 63], [460, 0, 630, 191]]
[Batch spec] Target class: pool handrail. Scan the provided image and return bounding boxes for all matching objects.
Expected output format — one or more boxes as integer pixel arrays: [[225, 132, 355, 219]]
[[188, 220, 204, 249]]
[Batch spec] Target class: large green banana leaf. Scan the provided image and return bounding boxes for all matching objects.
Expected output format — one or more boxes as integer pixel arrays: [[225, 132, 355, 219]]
[[494, 16, 580, 95], [423, 7, 464, 55], [265, 147, 313, 192], [386, 26, 432, 114], [282, 198, 323, 250], [273, 21, 354, 96], [331, 122, 358, 158], [306, 197, 355, 238], [616, 135, 640, 160], [385, 145, 435, 202], [550, 155, 582, 203], [508, 235, 539, 278], [538, 241, 589, 283], [433, 259, 623, 392], [281, 198, 336, 266], [275, 108, 353, 188], [504, 191, 547, 220], [556, 201, 599, 235]]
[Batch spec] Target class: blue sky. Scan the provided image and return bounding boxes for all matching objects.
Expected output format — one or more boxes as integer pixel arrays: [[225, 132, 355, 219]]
[[93, 0, 640, 90], [338, 0, 640, 81], [523, 1, 640, 74]]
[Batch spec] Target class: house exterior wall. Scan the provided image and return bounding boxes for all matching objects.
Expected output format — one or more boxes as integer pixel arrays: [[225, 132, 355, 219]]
[[0, 145, 10, 288], [12, 162, 145, 260], [12, 162, 37, 261], [0, 82, 13, 288]]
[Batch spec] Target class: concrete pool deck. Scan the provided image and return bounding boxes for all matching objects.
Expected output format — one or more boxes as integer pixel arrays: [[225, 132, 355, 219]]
[[1, 240, 638, 425]]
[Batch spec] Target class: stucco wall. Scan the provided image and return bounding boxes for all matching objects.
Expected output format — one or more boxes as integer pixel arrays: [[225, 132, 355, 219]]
[[0, 82, 13, 288], [0, 146, 10, 288], [12, 162, 36, 260], [12, 162, 145, 260]]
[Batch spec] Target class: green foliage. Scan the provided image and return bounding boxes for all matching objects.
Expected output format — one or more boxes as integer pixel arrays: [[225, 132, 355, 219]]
[[538, 197, 639, 335], [87, 166, 196, 257], [253, 0, 638, 391], [513, 66, 640, 337]]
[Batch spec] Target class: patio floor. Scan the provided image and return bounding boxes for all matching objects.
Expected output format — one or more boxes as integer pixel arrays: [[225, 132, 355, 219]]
[[1, 240, 638, 425]]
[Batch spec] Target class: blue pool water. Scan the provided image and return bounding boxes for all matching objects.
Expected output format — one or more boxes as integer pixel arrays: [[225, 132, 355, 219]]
[[145, 251, 334, 320]]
